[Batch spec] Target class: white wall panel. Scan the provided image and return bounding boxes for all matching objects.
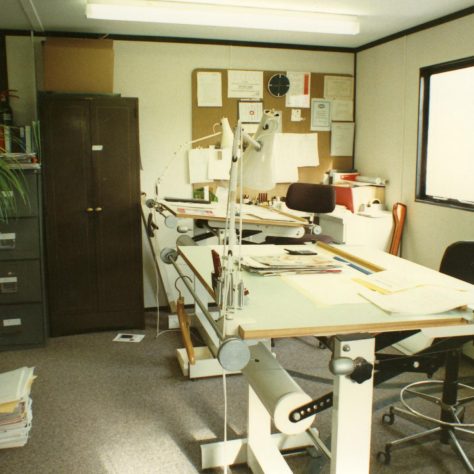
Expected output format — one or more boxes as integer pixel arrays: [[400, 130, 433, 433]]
[[355, 15, 474, 270]]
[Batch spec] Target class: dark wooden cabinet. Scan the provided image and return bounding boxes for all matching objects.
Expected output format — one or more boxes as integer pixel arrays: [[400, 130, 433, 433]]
[[39, 95, 144, 336]]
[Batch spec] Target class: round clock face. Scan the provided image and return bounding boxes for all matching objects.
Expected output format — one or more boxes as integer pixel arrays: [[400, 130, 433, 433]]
[[268, 74, 290, 97]]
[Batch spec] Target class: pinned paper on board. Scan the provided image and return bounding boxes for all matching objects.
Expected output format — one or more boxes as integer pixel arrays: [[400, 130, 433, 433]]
[[197, 71, 222, 107], [330, 122, 355, 157], [228, 70, 263, 99], [188, 147, 232, 183], [285, 72, 311, 108], [239, 101, 263, 123], [188, 148, 210, 183], [208, 148, 232, 180]]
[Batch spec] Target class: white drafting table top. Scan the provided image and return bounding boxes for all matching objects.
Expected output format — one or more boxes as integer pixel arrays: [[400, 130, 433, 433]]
[[158, 200, 307, 228], [178, 243, 474, 340]]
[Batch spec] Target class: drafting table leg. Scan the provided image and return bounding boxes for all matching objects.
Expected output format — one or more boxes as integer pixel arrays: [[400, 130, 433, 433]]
[[201, 384, 320, 471], [247, 386, 293, 473], [331, 335, 375, 474]]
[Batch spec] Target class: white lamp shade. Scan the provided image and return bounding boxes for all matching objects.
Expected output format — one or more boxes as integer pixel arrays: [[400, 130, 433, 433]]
[[220, 117, 234, 149]]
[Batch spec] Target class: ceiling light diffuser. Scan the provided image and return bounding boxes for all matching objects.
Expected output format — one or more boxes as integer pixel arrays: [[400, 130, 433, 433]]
[[86, 1, 360, 35]]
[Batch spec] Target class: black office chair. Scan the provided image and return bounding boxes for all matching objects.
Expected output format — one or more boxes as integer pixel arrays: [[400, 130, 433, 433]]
[[378, 241, 474, 471], [265, 182, 336, 244]]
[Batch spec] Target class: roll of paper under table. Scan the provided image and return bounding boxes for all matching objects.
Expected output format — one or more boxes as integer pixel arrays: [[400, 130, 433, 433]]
[[242, 343, 316, 434]]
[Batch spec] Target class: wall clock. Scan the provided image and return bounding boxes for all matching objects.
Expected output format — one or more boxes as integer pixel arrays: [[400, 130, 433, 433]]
[[267, 73, 290, 97]]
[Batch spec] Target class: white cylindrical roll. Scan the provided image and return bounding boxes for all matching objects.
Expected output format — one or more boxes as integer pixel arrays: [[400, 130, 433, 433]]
[[242, 343, 316, 434], [273, 391, 314, 434], [355, 175, 387, 185]]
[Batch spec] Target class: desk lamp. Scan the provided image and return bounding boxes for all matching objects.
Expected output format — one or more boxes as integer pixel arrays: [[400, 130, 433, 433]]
[[159, 112, 279, 372], [217, 111, 280, 319]]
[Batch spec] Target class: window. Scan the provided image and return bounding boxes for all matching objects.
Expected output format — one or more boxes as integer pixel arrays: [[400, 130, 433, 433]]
[[416, 57, 474, 211]]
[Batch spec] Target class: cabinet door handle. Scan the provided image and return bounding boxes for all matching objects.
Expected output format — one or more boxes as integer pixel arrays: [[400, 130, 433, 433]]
[[95, 207, 103, 213], [86, 208, 94, 213]]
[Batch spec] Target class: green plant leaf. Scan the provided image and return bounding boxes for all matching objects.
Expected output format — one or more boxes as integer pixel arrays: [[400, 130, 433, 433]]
[[0, 157, 29, 222]]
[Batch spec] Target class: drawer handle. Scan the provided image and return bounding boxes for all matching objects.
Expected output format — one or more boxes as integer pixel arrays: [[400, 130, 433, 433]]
[[86, 208, 94, 213], [95, 207, 103, 213]]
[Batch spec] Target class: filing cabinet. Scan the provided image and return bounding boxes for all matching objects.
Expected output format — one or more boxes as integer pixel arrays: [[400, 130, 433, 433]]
[[0, 169, 47, 349]]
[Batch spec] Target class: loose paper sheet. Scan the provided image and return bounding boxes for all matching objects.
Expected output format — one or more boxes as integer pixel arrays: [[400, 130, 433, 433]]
[[208, 148, 232, 180], [284, 274, 365, 305], [330, 122, 354, 156], [228, 70, 263, 99], [271, 133, 319, 183], [353, 270, 423, 294], [359, 286, 471, 315], [286, 71, 311, 108], [188, 148, 210, 183], [197, 72, 222, 107]]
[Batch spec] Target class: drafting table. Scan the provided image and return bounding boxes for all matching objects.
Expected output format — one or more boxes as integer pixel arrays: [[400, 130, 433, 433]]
[[176, 242, 474, 474], [157, 200, 307, 243]]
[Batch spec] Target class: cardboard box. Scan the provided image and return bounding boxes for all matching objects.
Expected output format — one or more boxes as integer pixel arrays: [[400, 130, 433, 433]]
[[42, 38, 114, 93], [319, 207, 393, 249], [333, 184, 385, 213]]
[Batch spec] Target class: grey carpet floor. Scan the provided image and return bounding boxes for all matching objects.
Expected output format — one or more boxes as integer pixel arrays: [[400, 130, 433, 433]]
[[0, 314, 473, 474]]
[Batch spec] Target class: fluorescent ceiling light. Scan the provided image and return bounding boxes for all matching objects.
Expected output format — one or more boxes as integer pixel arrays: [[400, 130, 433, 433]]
[[86, 1, 360, 35]]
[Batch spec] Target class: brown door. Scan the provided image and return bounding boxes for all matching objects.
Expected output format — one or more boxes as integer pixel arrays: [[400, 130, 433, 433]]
[[40, 95, 144, 336]]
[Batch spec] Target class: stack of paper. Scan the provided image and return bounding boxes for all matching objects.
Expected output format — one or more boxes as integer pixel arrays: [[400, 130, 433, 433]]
[[242, 254, 342, 276], [0, 367, 35, 449]]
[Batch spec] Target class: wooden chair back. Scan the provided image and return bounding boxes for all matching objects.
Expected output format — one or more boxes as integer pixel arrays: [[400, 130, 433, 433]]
[[389, 202, 407, 255]]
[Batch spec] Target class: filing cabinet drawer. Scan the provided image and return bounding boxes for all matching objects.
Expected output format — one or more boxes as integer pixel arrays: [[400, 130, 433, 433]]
[[0, 260, 42, 304], [0, 304, 45, 348], [2, 172, 39, 218], [0, 218, 40, 260]]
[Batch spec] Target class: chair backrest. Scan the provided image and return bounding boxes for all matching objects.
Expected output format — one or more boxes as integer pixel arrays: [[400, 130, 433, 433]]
[[389, 202, 407, 256], [285, 183, 335, 214], [439, 241, 474, 284]]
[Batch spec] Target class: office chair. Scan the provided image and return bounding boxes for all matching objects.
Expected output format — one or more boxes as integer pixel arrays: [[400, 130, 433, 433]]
[[388, 202, 407, 256], [377, 241, 474, 471], [265, 182, 336, 244]]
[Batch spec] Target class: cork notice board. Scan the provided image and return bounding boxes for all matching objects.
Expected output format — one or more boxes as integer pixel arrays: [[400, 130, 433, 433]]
[[192, 68, 354, 198]]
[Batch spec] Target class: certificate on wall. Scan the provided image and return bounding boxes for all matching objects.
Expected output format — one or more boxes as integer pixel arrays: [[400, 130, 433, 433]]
[[324, 76, 354, 100], [228, 70, 263, 99], [197, 72, 222, 107], [310, 99, 331, 131], [331, 99, 354, 121]]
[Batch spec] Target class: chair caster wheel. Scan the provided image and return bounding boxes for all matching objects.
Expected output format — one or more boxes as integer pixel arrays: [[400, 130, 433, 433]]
[[377, 450, 391, 465], [382, 412, 395, 425]]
